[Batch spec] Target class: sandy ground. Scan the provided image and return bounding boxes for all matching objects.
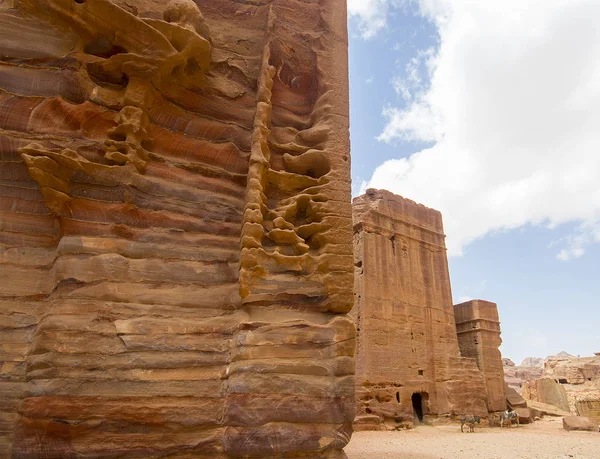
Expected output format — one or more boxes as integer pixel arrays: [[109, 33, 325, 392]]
[[345, 418, 600, 459]]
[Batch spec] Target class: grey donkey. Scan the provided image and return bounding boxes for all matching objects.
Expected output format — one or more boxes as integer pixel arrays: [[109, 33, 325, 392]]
[[500, 410, 519, 428], [460, 415, 481, 432]]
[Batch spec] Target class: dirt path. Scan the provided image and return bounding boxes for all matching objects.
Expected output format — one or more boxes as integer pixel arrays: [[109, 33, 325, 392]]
[[345, 418, 600, 459]]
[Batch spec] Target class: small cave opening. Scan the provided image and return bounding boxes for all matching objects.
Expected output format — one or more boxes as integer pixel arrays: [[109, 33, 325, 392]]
[[86, 62, 129, 89], [558, 379, 568, 384], [108, 132, 127, 142], [84, 37, 128, 59], [354, 260, 364, 275], [283, 150, 330, 179], [411, 392, 426, 423], [141, 139, 154, 152], [395, 391, 400, 403]]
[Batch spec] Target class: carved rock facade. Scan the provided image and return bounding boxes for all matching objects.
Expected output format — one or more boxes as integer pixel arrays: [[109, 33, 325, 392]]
[[352, 189, 503, 430], [454, 300, 506, 412], [0, 0, 354, 457]]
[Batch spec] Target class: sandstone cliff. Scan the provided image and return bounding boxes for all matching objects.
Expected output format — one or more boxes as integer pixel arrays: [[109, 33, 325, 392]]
[[0, 0, 354, 457]]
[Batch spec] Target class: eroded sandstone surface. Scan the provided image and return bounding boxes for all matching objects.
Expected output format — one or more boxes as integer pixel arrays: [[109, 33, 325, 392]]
[[0, 0, 354, 457], [351, 190, 491, 430], [544, 354, 600, 385], [522, 354, 600, 427], [503, 353, 579, 395]]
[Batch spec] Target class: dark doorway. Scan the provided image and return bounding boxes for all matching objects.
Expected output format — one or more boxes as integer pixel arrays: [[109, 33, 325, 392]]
[[412, 393, 424, 422]]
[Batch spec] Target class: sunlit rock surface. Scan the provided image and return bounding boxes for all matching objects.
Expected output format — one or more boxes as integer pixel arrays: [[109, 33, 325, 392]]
[[0, 0, 354, 456]]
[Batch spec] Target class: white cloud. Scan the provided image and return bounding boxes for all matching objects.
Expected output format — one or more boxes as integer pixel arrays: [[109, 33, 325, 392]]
[[362, 0, 600, 256], [391, 47, 436, 101], [347, 0, 391, 39], [556, 248, 584, 262], [553, 220, 600, 261]]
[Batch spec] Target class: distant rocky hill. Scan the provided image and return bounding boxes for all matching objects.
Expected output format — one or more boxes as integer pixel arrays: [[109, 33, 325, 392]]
[[504, 352, 578, 393], [521, 357, 544, 367], [549, 351, 576, 360], [520, 352, 576, 367], [504, 360, 543, 393]]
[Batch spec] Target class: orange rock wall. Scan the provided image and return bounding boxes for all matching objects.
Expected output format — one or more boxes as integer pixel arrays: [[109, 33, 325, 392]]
[[0, 0, 354, 457], [454, 300, 507, 412], [352, 189, 488, 429]]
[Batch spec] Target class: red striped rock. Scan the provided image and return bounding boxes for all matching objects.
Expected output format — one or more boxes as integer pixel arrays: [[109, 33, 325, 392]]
[[0, 0, 354, 456]]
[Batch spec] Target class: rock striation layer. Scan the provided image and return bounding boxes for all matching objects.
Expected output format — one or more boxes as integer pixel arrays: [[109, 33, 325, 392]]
[[351, 190, 490, 430], [0, 0, 354, 457]]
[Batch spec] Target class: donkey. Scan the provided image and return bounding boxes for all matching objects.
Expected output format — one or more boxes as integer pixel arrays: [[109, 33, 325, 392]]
[[460, 415, 481, 432], [500, 410, 519, 428]]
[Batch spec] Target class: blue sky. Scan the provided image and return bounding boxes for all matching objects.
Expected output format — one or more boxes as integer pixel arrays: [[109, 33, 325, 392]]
[[347, 0, 600, 364]]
